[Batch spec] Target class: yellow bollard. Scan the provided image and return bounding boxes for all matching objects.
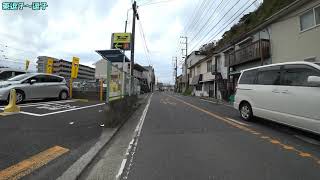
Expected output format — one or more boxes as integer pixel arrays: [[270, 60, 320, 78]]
[[4, 89, 20, 113]]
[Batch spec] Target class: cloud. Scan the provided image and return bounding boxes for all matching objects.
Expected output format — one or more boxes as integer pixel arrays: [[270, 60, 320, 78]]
[[0, 0, 259, 84]]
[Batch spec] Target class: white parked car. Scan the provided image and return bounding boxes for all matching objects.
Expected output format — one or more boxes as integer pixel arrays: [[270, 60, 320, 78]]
[[234, 62, 320, 134]]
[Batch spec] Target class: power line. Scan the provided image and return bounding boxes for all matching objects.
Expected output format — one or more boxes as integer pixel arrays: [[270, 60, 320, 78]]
[[182, 0, 204, 34], [206, 0, 258, 44], [185, 0, 214, 37], [189, 0, 243, 52], [183, 0, 208, 35], [189, 0, 238, 46], [138, 18, 152, 66], [138, 0, 177, 7], [188, 0, 225, 43], [0, 42, 38, 56]]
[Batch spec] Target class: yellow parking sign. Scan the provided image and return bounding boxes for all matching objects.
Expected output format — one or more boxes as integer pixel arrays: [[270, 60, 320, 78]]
[[25, 60, 30, 71], [71, 57, 80, 78], [46, 58, 53, 74], [113, 33, 131, 43]]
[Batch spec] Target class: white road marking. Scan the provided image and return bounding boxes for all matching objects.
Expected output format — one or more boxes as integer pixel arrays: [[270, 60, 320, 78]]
[[1, 103, 105, 117], [38, 103, 105, 116], [116, 94, 152, 180], [226, 117, 250, 126], [200, 99, 233, 107], [116, 159, 127, 179], [0, 100, 77, 108], [19, 111, 43, 117]]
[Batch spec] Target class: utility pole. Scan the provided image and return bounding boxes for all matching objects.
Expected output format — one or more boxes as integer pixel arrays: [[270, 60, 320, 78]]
[[172, 56, 177, 92], [180, 36, 188, 91], [131, 1, 139, 78], [128, 1, 139, 96]]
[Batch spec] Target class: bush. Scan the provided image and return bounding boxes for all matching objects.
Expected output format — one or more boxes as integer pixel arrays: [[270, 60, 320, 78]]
[[182, 87, 193, 96]]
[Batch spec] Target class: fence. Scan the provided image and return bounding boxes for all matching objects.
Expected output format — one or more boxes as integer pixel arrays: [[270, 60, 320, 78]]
[[71, 61, 141, 102]]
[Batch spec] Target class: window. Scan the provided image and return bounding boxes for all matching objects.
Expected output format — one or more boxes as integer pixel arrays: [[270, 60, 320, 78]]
[[239, 69, 257, 84], [0, 71, 14, 80], [300, 9, 315, 31], [300, 6, 320, 31], [45, 75, 63, 82], [14, 71, 25, 76], [8, 73, 30, 81], [257, 66, 281, 85], [196, 65, 201, 75], [207, 61, 212, 72], [31, 75, 47, 83], [316, 6, 320, 25], [283, 64, 320, 87], [195, 85, 202, 91]]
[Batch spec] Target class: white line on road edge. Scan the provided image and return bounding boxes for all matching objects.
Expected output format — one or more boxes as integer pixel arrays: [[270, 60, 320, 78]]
[[116, 94, 152, 180], [226, 117, 250, 126], [200, 99, 233, 107]]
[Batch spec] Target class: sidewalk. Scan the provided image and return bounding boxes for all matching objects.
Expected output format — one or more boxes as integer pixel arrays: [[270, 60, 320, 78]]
[[78, 93, 150, 180], [197, 96, 234, 107]]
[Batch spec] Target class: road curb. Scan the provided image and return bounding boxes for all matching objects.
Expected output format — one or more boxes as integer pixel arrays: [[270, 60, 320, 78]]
[[57, 94, 150, 180], [57, 127, 120, 180]]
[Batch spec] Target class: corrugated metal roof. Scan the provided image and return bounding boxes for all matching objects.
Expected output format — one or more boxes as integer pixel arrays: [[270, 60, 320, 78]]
[[96, 49, 130, 62]]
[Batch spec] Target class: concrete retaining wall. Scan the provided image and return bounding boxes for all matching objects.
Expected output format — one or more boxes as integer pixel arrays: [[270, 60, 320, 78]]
[[103, 95, 138, 128]]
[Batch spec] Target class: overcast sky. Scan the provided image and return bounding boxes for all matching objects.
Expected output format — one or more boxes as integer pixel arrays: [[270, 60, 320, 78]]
[[0, 0, 260, 84]]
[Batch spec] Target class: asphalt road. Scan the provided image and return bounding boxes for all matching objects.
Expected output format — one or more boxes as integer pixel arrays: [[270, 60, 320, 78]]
[[121, 92, 320, 180], [0, 99, 106, 180]]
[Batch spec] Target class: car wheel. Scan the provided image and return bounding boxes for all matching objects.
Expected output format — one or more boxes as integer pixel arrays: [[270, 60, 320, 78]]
[[15, 90, 25, 104], [240, 102, 253, 121], [59, 91, 68, 100]]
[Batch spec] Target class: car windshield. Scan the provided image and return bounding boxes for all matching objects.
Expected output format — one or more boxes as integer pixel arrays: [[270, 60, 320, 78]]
[[7, 74, 32, 81]]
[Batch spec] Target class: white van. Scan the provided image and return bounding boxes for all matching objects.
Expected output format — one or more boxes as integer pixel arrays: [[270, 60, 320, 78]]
[[234, 62, 320, 134]]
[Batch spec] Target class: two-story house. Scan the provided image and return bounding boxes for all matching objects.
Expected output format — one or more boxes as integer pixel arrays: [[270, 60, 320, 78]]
[[188, 56, 215, 97], [210, 0, 320, 99], [181, 51, 206, 92]]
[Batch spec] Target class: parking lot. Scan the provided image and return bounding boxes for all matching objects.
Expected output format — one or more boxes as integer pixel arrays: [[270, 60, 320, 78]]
[[0, 99, 107, 180], [0, 99, 105, 117]]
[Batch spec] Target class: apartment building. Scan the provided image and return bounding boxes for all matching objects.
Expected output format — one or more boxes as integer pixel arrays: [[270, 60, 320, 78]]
[[37, 56, 95, 80]]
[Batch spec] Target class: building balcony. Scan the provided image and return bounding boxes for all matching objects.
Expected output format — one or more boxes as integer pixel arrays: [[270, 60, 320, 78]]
[[225, 39, 270, 67]]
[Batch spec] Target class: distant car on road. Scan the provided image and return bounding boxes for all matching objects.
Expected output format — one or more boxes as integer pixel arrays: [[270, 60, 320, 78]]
[[0, 68, 26, 81], [0, 73, 69, 103], [234, 62, 320, 134]]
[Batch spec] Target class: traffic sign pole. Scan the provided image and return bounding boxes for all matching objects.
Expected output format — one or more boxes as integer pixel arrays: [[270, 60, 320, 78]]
[[69, 78, 73, 99], [121, 50, 126, 98], [100, 79, 103, 101]]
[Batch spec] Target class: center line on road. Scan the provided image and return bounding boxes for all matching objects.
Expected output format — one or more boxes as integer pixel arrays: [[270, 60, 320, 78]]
[[167, 95, 320, 166], [0, 145, 69, 180]]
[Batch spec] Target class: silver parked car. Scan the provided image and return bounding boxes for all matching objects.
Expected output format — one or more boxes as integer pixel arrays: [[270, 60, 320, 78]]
[[0, 73, 69, 103]]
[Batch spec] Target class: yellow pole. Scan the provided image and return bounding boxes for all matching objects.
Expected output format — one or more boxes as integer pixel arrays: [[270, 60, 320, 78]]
[[69, 78, 73, 99], [4, 89, 20, 113], [100, 79, 103, 101]]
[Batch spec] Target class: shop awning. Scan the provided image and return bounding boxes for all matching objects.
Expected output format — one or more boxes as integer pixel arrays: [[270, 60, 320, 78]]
[[190, 75, 202, 85]]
